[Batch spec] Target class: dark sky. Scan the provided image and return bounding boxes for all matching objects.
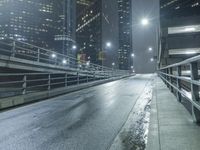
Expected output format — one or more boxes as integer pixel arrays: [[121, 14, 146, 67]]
[[132, 0, 159, 73]]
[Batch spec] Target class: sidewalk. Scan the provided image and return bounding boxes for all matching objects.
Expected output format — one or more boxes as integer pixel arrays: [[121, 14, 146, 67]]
[[147, 77, 200, 150]]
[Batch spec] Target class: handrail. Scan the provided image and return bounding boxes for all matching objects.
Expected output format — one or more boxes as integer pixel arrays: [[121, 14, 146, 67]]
[[160, 55, 200, 70], [0, 39, 133, 99], [158, 54, 200, 123], [0, 39, 129, 74], [0, 71, 130, 98]]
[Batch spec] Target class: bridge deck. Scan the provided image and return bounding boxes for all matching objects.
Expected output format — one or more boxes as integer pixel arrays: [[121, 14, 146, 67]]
[[147, 77, 200, 150]]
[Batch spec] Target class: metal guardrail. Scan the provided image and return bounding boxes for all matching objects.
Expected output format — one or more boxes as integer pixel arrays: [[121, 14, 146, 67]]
[[0, 39, 128, 74], [0, 71, 129, 98], [158, 55, 200, 123], [0, 39, 131, 98]]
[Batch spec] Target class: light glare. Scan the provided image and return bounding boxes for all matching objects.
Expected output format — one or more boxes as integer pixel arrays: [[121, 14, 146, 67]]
[[141, 18, 149, 26], [106, 42, 112, 48]]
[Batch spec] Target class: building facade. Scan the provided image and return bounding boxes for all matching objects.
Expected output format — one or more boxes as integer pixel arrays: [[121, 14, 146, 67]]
[[76, 0, 119, 67], [159, 0, 200, 67], [76, 0, 102, 65], [0, 0, 76, 56], [117, 0, 132, 70]]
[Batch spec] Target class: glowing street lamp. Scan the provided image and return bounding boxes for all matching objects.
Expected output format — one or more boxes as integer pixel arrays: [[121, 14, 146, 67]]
[[148, 47, 153, 51], [131, 53, 135, 57], [51, 53, 56, 58], [150, 58, 154, 62], [141, 18, 149, 26], [106, 42, 112, 48], [86, 61, 90, 66], [72, 45, 77, 50], [62, 59, 67, 64]]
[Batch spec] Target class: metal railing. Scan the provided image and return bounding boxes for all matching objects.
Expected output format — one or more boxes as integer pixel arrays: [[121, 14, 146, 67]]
[[0, 39, 127, 74], [0, 39, 131, 98], [158, 55, 200, 123], [0, 70, 129, 98]]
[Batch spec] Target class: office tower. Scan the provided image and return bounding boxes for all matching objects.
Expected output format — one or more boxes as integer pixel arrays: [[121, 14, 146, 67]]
[[76, 0, 102, 64], [76, 0, 119, 67], [0, 0, 76, 56], [117, 0, 132, 70]]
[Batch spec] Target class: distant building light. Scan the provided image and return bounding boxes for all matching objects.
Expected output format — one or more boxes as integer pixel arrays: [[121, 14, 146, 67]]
[[184, 27, 196, 32], [169, 48, 200, 55], [150, 58, 154, 62], [168, 25, 200, 34], [185, 51, 197, 55]]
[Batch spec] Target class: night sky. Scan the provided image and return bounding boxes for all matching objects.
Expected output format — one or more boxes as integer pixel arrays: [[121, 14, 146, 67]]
[[132, 0, 159, 73], [104, 0, 159, 72]]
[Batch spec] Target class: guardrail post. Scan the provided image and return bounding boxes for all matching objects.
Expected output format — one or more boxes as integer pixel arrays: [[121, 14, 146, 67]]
[[65, 73, 68, 87], [22, 75, 27, 95], [11, 41, 16, 57], [166, 69, 169, 87], [37, 48, 40, 62], [190, 62, 200, 122], [169, 67, 173, 92], [177, 66, 182, 102], [48, 74, 51, 91], [77, 72, 79, 85], [86, 72, 88, 83], [93, 72, 95, 81]]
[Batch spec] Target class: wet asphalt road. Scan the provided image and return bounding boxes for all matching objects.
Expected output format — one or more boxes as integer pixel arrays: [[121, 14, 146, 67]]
[[0, 74, 153, 150]]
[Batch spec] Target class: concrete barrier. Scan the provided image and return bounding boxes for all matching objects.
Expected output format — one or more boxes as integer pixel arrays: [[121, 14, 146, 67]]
[[0, 76, 131, 110]]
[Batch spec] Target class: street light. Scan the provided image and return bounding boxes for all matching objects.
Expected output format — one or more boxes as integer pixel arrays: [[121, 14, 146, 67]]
[[148, 47, 153, 52], [106, 42, 112, 48], [86, 61, 90, 66], [150, 58, 154, 62], [112, 62, 115, 66], [62, 59, 67, 64], [131, 53, 135, 57], [51, 53, 56, 58], [72, 45, 77, 50], [141, 18, 149, 26]]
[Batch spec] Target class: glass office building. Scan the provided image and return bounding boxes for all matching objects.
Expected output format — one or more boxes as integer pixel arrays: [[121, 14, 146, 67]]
[[118, 0, 132, 70], [0, 0, 76, 55]]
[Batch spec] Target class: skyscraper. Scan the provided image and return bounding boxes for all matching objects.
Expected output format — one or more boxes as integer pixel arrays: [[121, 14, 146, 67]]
[[76, 0, 119, 67], [117, 0, 132, 70], [76, 0, 102, 65], [159, 0, 200, 67], [0, 0, 76, 56]]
